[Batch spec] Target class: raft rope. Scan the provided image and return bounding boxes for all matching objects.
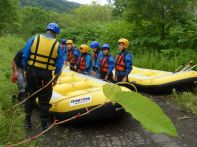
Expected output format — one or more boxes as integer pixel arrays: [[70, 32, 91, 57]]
[[4, 65, 136, 146], [0, 65, 66, 116], [4, 103, 106, 147]]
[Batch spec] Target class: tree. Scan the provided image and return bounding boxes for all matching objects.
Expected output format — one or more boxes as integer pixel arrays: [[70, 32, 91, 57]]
[[112, 0, 197, 49], [72, 2, 112, 24], [0, 0, 18, 35], [18, 6, 57, 38]]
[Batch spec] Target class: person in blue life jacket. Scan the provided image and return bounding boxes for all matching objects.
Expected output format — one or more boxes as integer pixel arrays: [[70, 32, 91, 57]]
[[114, 38, 133, 82], [77, 44, 92, 75], [98, 44, 115, 82], [65, 39, 80, 71], [22, 22, 64, 130], [61, 39, 67, 61], [90, 41, 103, 77]]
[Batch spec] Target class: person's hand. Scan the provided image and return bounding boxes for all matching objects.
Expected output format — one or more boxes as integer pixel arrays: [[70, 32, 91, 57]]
[[11, 74, 17, 83], [52, 80, 57, 87], [14, 72, 19, 78], [24, 71, 28, 79], [114, 75, 117, 81], [122, 76, 128, 82], [74, 65, 77, 69], [84, 71, 88, 75], [92, 71, 96, 77], [104, 75, 108, 80]]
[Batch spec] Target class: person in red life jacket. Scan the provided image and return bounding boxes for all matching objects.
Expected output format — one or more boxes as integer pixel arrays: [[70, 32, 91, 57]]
[[11, 49, 26, 101], [90, 41, 103, 77], [98, 44, 115, 81], [77, 44, 92, 75], [115, 38, 132, 82], [65, 40, 80, 71]]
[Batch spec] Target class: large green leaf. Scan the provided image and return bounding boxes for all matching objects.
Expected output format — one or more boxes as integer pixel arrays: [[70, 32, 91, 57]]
[[103, 84, 122, 101], [103, 84, 177, 137]]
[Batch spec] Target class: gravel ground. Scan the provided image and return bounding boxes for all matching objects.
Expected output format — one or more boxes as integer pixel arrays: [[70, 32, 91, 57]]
[[25, 94, 197, 147]]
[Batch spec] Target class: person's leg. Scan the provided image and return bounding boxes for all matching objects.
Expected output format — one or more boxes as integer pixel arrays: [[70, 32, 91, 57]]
[[38, 71, 53, 130], [108, 73, 114, 82], [99, 71, 105, 79], [24, 68, 38, 128], [117, 76, 124, 82], [16, 67, 26, 101]]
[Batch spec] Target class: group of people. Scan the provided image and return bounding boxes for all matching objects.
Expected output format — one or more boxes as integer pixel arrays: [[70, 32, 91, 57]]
[[61, 38, 132, 82], [11, 22, 132, 131]]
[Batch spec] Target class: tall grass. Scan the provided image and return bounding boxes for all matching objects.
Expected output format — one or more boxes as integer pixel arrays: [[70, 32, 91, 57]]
[[0, 35, 26, 144], [133, 48, 197, 71], [171, 89, 197, 115]]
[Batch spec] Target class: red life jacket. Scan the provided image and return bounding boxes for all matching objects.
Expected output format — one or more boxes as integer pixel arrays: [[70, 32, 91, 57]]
[[93, 52, 98, 62], [67, 49, 75, 64], [78, 54, 91, 70], [100, 57, 109, 73], [115, 52, 127, 72]]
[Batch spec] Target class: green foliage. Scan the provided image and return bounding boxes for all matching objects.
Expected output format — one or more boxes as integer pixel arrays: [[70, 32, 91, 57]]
[[113, 0, 197, 50], [19, 0, 80, 12], [17, 6, 59, 38], [0, 35, 25, 108], [0, 105, 7, 143], [103, 84, 177, 137], [0, 0, 19, 35], [133, 49, 197, 71], [171, 90, 197, 114], [58, 4, 113, 44], [0, 107, 26, 145], [0, 35, 27, 145], [98, 20, 134, 52], [72, 2, 112, 23]]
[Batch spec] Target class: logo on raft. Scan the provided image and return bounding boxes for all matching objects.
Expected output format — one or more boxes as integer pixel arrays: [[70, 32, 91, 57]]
[[70, 96, 92, 106]]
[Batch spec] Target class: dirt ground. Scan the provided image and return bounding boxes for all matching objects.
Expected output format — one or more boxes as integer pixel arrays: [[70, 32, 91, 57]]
[[25, 94, 197, 147]]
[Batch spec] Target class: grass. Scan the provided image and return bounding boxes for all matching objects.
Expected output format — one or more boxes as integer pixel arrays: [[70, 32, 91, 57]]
[[0, 34, 27, 145], [133, 48, 197, 72], [170, 88, 197, 115]]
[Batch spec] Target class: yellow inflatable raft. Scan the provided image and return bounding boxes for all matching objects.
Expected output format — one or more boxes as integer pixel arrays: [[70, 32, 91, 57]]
[[49, 69, 130, 122], [126, 67, 197, 94]]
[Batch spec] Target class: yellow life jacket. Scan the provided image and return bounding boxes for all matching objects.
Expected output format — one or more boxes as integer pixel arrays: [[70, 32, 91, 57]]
[[28, 34, 59, 70]]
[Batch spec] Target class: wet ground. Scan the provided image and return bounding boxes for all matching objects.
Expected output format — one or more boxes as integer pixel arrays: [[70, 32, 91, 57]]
[[26, 94, 197, 147]]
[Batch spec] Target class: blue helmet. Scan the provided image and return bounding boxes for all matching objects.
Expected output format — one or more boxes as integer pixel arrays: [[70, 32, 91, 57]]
[[102, 44, 110, 50], [46, 23, 60, 34], [62, 39, 66, 44], [90, 41, 100, 48]]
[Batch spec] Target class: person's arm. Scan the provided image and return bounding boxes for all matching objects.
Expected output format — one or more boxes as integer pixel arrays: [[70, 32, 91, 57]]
[[122, 53, 132, 82], [12, 61, 18, 76], [107, 56, 115, 76], [114, 55, 118, 81], [73, 49, 79, 64], [54, 45, 64, 76], [85, 55, 91, 74], [125, 53, 133, 76], [22, 36, 35, 71], [95, 51, 103, 70], [93, 55, 101, 73]]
